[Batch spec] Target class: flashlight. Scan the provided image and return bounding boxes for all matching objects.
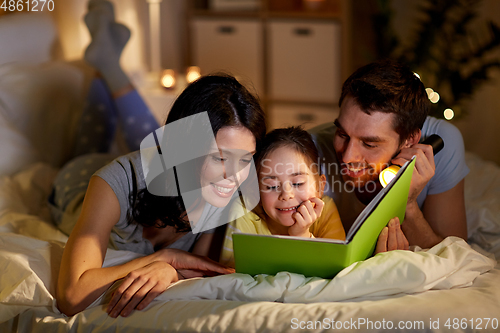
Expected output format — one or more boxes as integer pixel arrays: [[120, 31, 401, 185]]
[[379, 134, 444, 188]]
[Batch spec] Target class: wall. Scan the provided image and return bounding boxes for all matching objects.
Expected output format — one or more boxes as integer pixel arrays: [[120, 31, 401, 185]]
[[391, 0, 500, 166], [49, 1, 500, 165]]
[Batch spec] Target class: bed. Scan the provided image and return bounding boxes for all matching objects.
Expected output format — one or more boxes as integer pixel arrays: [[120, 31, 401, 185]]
[[1, 12, 500, 333]]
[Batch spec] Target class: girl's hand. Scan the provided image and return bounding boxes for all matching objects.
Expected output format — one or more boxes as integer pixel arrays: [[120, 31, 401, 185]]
[[288, 197, 324, 238], [375, 217, 410, 254], [107, 261, 178, 318]]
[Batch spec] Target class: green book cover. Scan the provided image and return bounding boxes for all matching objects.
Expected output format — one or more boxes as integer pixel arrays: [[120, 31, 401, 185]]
[[233, 157, 416, 279]]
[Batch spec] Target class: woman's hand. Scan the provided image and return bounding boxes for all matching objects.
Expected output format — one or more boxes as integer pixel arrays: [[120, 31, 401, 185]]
[[160, 248, 235, 277], [289, 197, 324, 238], [106, 261, 178, 318], [375, 217, 409, 254], [107, 249, 234, 318]]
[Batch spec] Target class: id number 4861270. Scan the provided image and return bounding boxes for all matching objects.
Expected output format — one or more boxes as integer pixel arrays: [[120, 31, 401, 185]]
[[444, 318, 499, 330], [1, 0, 54, 12]]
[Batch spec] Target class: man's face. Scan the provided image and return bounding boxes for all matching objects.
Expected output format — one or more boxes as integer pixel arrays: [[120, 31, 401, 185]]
[[333, 97, 403, 189]]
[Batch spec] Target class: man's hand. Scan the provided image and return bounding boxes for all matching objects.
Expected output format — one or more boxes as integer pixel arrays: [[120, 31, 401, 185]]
[[375, 217, 409, 254], [391, 143, 435, 203], [289, 197, 324, 238]]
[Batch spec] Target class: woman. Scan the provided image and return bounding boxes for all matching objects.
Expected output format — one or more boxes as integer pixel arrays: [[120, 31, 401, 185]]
[[55, 74, 265, 317], [53, 1, 266, 318]]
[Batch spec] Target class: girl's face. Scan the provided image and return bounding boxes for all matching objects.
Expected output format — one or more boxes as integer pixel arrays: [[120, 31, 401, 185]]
[[258, 146, 325, 227], [200, 126, 256, 208]]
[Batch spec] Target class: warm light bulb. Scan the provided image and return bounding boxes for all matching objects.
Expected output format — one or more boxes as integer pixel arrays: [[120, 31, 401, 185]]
[[425, 88, 434, 98], [444, 108, 454, 120], [379, 165, 401, 188], [186, 66, 201, 83], [161, 69, 176, 89], [429, 92, 440, 104]]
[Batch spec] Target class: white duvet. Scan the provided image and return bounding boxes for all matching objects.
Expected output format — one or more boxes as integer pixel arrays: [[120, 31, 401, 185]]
[[0, 161, 497, 325], [156, 238, 495, 304]]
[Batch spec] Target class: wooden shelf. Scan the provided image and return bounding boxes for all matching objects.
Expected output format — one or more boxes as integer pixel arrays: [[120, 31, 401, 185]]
[[265, 11, 341, 20], [190, 9, 261, 18], [266, 0, 340, 13], [185, 0, 378, 129], [189, 0, 341, 19], [190, 10, 341, 20]]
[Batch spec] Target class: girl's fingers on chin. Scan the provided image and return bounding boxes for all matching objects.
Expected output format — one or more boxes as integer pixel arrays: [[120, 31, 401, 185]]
[[292, 212, 306, 226], [302, 203, 316, 219], [311, 197, 324, 208], [300, 206, 311, 222], [305, 200, 316, 213]]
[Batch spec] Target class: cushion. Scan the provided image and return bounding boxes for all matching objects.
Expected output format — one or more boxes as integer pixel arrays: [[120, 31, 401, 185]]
[[0, 12, 57, 66], [0, 62, 86, 175]]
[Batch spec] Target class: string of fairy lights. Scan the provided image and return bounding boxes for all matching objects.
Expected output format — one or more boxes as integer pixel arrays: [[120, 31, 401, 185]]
[[163, 69, 456, 121], [415, 72, 455, 120]]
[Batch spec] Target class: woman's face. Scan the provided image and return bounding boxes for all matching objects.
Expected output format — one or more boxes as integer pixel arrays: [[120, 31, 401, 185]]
[[200, 126, 256, 207]]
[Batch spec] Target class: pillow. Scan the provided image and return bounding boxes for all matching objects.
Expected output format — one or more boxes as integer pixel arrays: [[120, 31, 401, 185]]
[[0, 62, 86, 175], [0, 12, 57, 66], [464, 152, 500, 259], [0, 112, 39, 176]]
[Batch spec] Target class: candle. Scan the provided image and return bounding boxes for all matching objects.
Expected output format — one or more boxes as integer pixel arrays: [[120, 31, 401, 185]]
[[161, 69, 176, 89], [186, 66, 201, 83]]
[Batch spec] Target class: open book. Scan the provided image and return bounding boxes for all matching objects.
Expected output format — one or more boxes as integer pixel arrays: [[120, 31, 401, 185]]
[[233, 156, 416, 279]]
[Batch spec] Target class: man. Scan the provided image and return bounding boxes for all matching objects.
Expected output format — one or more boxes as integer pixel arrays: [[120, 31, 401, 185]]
[[309, 59, 469, 248]]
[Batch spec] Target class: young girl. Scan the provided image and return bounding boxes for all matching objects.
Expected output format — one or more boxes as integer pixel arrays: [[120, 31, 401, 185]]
[[220, 126, 409, 267], [220, 126, 346, 267], [53, 1, 267, 318]]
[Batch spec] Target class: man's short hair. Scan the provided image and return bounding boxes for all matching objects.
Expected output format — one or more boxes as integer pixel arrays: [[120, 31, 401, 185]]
[[339, 59, 430, 144]]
